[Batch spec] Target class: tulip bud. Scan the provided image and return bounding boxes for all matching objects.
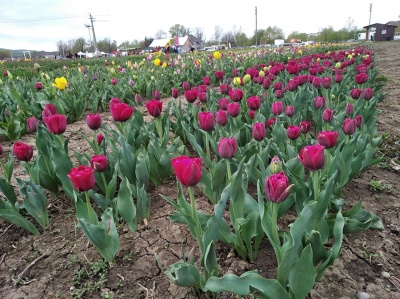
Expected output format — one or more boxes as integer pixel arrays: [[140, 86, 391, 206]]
[[44, 114, 67, 134], [218, 137, 237, 159], [214, 70, 224, 81], [229, 89, 244, 102], [266, 118, 276, 130], [135, 94, 143, 105], [203, 76, 211, 85], [110, 78, 118, 85], [35, 82, 43, 90], [321, 76, 332, 89], [184, 89, 198, 103], [27, 117, 39, 133], [145, 100, 163, 118], [171, 88, 179, 99], [350, 88, 362, 100], [248, 110, 255, 119], [355, 73, 368, 85], [300, 121, 311, 134], [314, 96, 325, 109], [182, 81, 190, 91], [345, 103, 354, 115], [97, 133, 105, 145], [152, 90, 161, 100], [220, 84, 230, 95], [264, 171, 293, 203], [269, 156, 282, 174], [198, 92, 208, 103], [246, 96, 261, 110], [218, 98, 229, 110], [355, 115, 363, 127]]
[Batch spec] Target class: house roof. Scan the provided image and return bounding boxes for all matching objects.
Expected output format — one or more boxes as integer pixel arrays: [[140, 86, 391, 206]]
[[149, 36, 190, 48], [363, 22, 399, 29]]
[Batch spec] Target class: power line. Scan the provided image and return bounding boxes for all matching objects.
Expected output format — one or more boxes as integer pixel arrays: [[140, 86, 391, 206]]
[[0, 14, 86, 23]]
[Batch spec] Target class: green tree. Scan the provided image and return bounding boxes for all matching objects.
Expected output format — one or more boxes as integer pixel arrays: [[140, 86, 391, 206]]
[[169, 24, 190, 37], [0, 49, 11, 60], [97, 38, 118, 53], [72, 38, 86, 53], [259, 26, 285, 44], [287, 31, 308, 43]]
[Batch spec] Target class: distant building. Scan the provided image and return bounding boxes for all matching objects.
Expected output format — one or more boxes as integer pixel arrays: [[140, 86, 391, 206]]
[[363, 23, 398, 41]]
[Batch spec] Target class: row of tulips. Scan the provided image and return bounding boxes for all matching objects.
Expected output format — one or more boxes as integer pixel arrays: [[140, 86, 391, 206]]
[[0, 43, 385, 298]]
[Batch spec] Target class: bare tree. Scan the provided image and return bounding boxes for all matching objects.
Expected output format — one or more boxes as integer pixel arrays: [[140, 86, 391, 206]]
[[169, 24, 190, 37], [155, 30, 167, 39], [56, 40, 68, 56], [213, 25, 223, 42], [192, 27, 204, 40], [72, 37, 86, 52]]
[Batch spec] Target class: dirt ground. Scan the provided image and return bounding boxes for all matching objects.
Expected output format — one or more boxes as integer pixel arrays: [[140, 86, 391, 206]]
[[0, 42, 399, 299]]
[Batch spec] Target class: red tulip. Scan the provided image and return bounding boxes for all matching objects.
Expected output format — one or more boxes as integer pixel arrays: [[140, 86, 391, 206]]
[[271, 101, 283, 115], [13, 142, 33, 162], [213, 110, 228, 126], [44, 103, 57, 115], [246, 96, 261, 110], [145, 100, 163, 117], [298, 144, 325, 171], [318, 131, 338, 148], [342, 118, 357, 135], [264, 171, 293, 203], [322, 108, 334, 123], [227, 103, 240, 117], [198, 112, 215, 131], [184, 89, 198, 103], [68, 165, 96, 191], [321, 76, 332, 89], [171, 155, 202, 187], [90, 155, 108, 172], [171, 88, 179, 99], [218, 137, 237, 159], [252, 122, 266, 141], [44, 114, 67, 134], [109, 98, 122, 106], [262, 78, 271, 90], [86, 113, 102, 130], [248, 110, 255, 119], [27, 117, 39, 133], [110, 78, 118, 85], [197, 85, 207, 93], [334, 73, 343, 83], [110, 103, 134, 122], [286, 125, 301, 140]]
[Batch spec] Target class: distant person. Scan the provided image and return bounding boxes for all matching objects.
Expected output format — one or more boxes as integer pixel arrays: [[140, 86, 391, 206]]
[[370, 35, 374, 41]]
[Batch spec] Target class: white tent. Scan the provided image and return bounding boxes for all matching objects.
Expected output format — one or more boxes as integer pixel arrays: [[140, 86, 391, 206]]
[[77, 51, 86, 57]]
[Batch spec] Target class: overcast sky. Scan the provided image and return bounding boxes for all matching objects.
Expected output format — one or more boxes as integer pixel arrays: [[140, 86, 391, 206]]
[[0, 0, 399, 51]]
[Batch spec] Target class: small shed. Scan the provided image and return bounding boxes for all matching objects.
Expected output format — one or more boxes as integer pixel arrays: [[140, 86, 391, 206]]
[[363, 23, 398, 41]]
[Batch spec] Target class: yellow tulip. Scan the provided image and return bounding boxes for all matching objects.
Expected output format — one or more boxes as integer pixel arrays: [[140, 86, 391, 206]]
[[153, 58, 161, 66], [233, 77, 241, 86], [213, 51, 221, 60], [162, 62, 167, 68], [243, 74, 251, 84], [52, 77, 68, 90]]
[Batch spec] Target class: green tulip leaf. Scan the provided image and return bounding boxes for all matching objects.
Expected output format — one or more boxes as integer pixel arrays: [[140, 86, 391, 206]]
[[165, 262, 202, 288], [289, 245, 316, 299], [117, 177, 137, 232], [78, 208, 119, 262], [0, 208, 40, 235]]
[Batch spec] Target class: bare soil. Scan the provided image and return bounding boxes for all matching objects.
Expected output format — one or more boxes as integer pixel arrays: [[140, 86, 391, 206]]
[[0, 42, 399, 299]]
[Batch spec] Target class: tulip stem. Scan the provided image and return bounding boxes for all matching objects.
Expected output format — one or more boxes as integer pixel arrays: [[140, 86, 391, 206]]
[[225, 159, 232, 182], [205, 132, 210, 161], [100, 172, 109, 199], [93, 130, 100, 154], [155, 117, 163, 140], [85, 191, 94, 224], [189, 186, 205, 270], [312, 170, 320, 202], [271, 203, 282, 264]]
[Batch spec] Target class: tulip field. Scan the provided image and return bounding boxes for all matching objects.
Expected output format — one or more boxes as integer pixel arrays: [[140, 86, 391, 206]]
[[0, 41, 399, 299]]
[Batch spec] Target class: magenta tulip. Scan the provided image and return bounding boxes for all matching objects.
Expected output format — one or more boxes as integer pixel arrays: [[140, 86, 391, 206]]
[[110, 103, 134, 122], [285, 106, 295, 117], [266, 118, 276, 130], [182, 81, 190, 91], [97, 133, 105, 145], [300, 121, 311, 134], [271, 101, 283, 115], [321, 76, 332, 89], [219, 98, 229, 110], [145, 100, 163, 118], [68, 165, 96, 191], [184, 89, 198, 103], [314, 96, 325, 109], [35, 82, 43, 90], [264, 171, 293, 203], [214, 70, 224, 81], [342, 118, 357, 135], [246, 96, 261, 110], [350, 88, 363, 100], [220, 84, 231, 95], [322, 108, 334, 123], [44, 114, 67, 134], [171, 88, 179, 99], [355, 115, 363, 127], [152, 90, 161, 100], [13, 142, 34, 162], [215, 110, 228, 126], [203, 76, 211, 85], [110, 78, 118, 85], [286, 125, 301, 140], [218, 137, 237, 159], [227, 103, 240, 117], [345, 103, 354, 115], [229, 89, 244, 102], [298, 144, 325, 171], [198, 92, 208, 103], [252, 123, 266, 141], [171, 156, 202, 187], [355, 73, 368, 85], [86, 114, 102, 130], [27, 117, 39, 133], [198, 112, 215, 131], [90, 155, 108, 172], [362, 88, 373, 100], [318, 131, 338, 148]]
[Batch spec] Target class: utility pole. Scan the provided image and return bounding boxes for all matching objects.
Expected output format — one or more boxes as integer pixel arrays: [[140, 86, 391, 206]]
[[89, 13, 98, 52], [369, 3, 372, 26], [255, 6, 258, 46], [84, 24, 92, 50]]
